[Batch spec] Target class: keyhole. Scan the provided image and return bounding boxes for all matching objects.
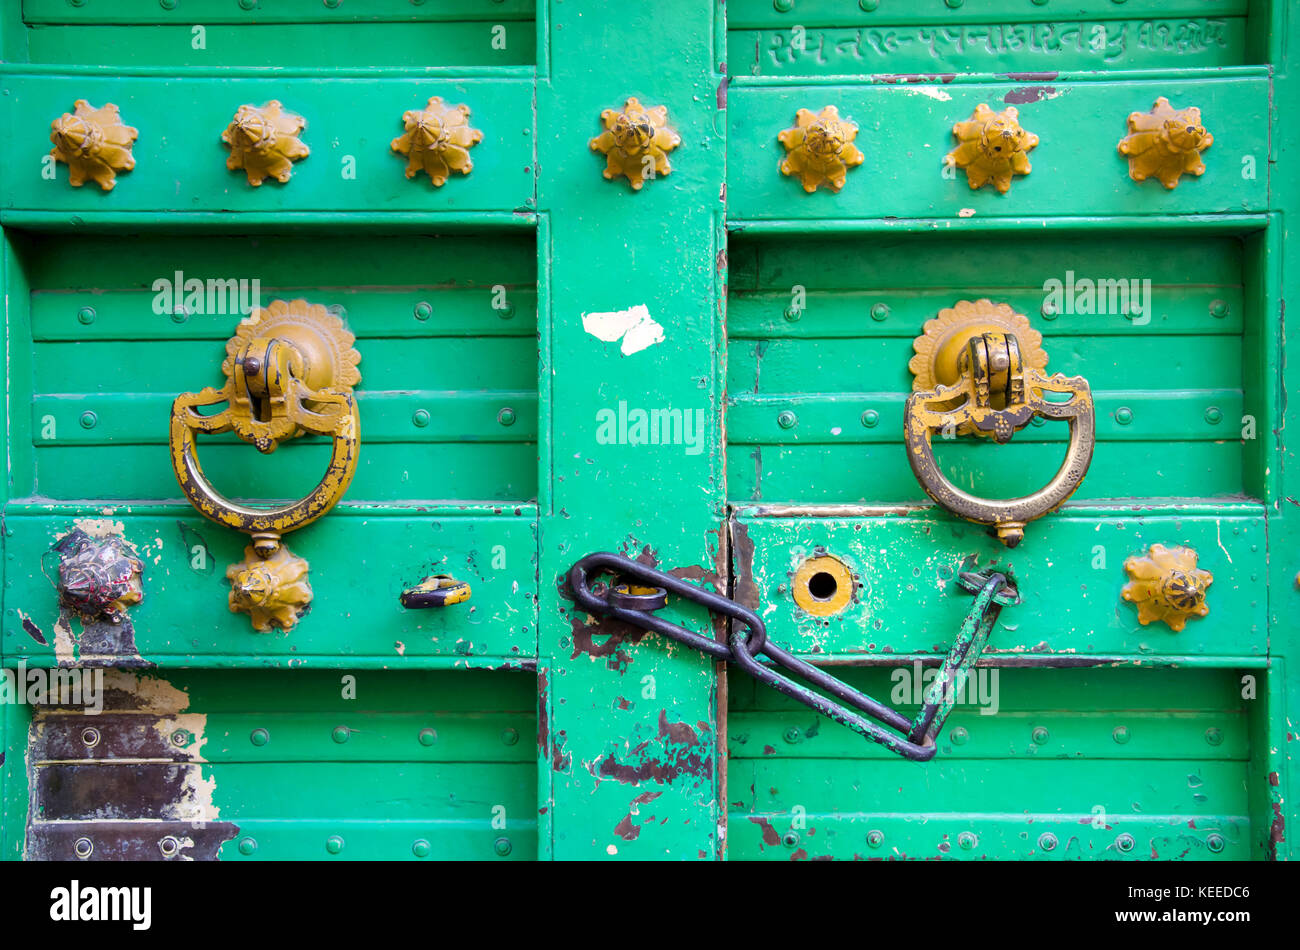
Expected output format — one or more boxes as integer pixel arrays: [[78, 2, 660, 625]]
[[807, 571, 838, 601]]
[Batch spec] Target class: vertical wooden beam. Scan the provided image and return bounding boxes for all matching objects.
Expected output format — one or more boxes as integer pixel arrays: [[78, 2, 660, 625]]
[[536, 0, 726, 858]]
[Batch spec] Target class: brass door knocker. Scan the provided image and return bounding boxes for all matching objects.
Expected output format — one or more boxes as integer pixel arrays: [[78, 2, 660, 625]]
[[904, 299, 1095, 547], [169, 299, 361, 631]]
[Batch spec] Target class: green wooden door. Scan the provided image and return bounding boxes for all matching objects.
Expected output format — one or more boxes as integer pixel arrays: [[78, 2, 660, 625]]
[[0, 0, 1294, 861]]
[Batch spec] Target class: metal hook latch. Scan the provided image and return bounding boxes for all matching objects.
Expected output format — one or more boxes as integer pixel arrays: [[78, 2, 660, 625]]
[[565, 552, 1018, 762]]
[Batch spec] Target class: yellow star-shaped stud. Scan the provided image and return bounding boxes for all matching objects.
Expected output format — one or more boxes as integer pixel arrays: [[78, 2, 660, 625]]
[[392, 96, 483, 187], [590, 97, 680, 191], [1118, 97, 1212, 189], [1122, 543, 1213, 632], [778, 106, 864, 193], [946, 104, 1037, 194]]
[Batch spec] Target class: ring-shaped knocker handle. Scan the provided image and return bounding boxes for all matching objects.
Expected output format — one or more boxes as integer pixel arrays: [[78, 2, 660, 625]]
[[170, 386, 360, 556], [904, 368, 1095, 547]]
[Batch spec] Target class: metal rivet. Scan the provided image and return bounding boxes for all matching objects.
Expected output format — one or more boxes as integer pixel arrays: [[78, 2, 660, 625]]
[[1115, 407, 1133, 425], [858, 0, 878, 10], [861, 409, 879, 428], [782, 831, 800, 848], [1209, 299, 1229, 318], [79, 410, 97, 429], [958, 831, 977, 850], [1038, 832, 1058, 852], [773, 0, 794, 11], [1032, 726, 1050, 745], [498, 408, 517, 427], [237, 837, 257, 855], [81, 727, 100, 748], [950, 726, 969, 745], [414, 301, 433, 321], [324, 0, 340, 6], [326, 835, 344, 854], [77, 306, 96, 325], [1112, 725, 1130, 744], [158, 835, 180, 857], [412, 839, 431, 858], [68, 0, 87, 6], [1031, 0, 1049, 5], [777, 410, 798, 429], [74, 837, 93, 858], [501, 727, 520, 746], [497, 302, 516, 320], [412, 409, 431, 428], [945, 0, 963, 8], [1040, 300, 1058, 320], [171, 729, 190, 747], [1205, 727, 1223, 746], [160, 0, 177, 8], [1115, 833, 1135, 853], [784, 307, 802, 322], [866, 830, 884, 848], [332, 726, 351, 744], [783, 726, 802, 744], [1204, 407, 1223, 425], [170, 307, 189, 324], [1206, 833, 1225, 853], [418, 728, 437, 746], [238, 0, 257, 9], [494, 836, 513, 856], [250, 728, 269, 746], [870, 302, 890, 321]]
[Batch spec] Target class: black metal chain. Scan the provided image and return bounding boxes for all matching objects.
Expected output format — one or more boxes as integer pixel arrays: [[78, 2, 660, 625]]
[[565, 552, 1018, 762]]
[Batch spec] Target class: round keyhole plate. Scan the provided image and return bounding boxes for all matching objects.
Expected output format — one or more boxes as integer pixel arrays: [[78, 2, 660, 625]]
[[792, 555, 854, 617]]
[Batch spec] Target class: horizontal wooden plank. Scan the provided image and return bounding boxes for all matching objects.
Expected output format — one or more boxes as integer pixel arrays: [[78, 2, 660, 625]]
[[727, 391, 1245, 443], [728, 335, 1245, 393], [32, 336, 538, 394], [726, 440, 1246, 502], [727, 287, 1244, 337], [728, 230, 1251, 290], [727, 810, 1251, 860], [31, 391, 539, 444], [731, 711, 1247, 760], [32, 440, 538, 502], [32, 289, 537, 341], [729, 18, 1248, 77], [730, 511, 1266, 657], [0, 73, 535, 213], [19, 231, 537, 290], [214, 820, 537, 860], [32, 712, 535, 763], [2, 513, 540, 662], [23, 0, 535, 24], [728, 77, 1268, 220], [33, 761, 535, 820], [27, 23, 537, 69], [726, 0, 1246, 29]]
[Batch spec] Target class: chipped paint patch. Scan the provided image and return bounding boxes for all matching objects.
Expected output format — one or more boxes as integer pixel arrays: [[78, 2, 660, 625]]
[[581, 304, 665, 355], [62, 518, 126, 540], [906, 86, 952, 101], [958, 208, 976, 218], [23, 673, 236, 861], [1004, 85, 1064, 105]]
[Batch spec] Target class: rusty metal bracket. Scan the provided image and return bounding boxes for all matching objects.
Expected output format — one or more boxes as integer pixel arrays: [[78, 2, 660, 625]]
[[565, 552, 1017, 762]]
